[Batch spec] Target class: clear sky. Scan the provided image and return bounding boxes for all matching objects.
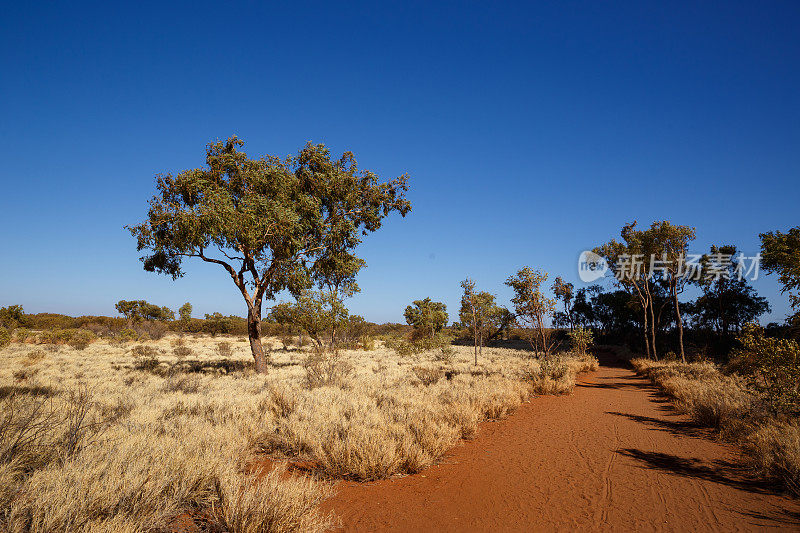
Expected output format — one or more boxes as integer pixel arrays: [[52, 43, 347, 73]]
[[1, 1, 798, 324]]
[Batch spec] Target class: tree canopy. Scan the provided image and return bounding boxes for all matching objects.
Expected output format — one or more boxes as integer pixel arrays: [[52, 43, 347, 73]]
[[404, 297, 448, 338], [128, 137, 411, 372]]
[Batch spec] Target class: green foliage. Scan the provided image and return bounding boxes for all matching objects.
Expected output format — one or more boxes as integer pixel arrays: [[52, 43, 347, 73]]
[[178, 302, 193, 322], [690, 245, 771, 334], [14, 328, 30, 343], [203, 313, 241, 336], [729, 324, 800, 414], [115, 300, 174, 322], [505, 267, 557, 355], [33, 329, 96, 348], [404, 298, 448, 338], [127, 137, 411, 371], [458, 282, 494, 335], [567, 327, 594, 356], [385, 331, 452, 356], [551, 277, 574, 329], [761, 226, 800, 317], [65, 329, 95, 350], [0, 305, 24, 330], [0, 328, 10, 348], [270, 287, 354, 350]]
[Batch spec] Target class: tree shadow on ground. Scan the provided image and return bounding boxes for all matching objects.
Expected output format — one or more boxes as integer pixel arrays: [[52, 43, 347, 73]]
[[618, 448, 777, 495], [607, 411, 710, 439]]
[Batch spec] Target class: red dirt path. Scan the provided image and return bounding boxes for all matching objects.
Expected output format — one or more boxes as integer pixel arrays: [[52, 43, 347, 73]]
[[325, 354, 800, 532]]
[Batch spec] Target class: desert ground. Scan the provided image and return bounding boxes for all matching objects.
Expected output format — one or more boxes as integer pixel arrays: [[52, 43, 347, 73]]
[[1, 334, 595, 532], [2, 336, 798, 531]]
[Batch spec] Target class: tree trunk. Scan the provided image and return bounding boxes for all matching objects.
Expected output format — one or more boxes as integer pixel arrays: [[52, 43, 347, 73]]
[[472, 305, 478, 366], [673, 285, 686, 363], [647, 297, 658, 361], [641, 303, 651, 359], [479, 329, 483, 359], [247, 307, 269, 374]]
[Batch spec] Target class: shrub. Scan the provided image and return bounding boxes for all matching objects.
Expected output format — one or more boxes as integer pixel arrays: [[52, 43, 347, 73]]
[[161, 375, 203, 394], [745, 421, 800, 495], [303, 353, 353, 389], [173, 346, 193, 360], [132, 345, 161, 372], [567, 327, 593, 356], [728, 324, 800, 414], [217, 341, 232, 358], [66, 329, 95, 350], [211, 464, 337, 533], [0, 328, 10, 348], [526, 357, 574, 395], [14, 328, 30, 343], [412, 366, 444, 386]]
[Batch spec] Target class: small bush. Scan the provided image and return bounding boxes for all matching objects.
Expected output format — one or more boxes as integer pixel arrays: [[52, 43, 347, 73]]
[[217, 341, 232, 358], [211, 464, 337, 533], [173, 345, 193, 360], [14, 328, 30, 343], [161, 375, 203, 394], [67, 329, 95, 350], [303, 353, 353, 389], [132, 345, 161, 372], [745, 421, 800, 495], [412, 366, 444, 386], [567, 327, 593, 356], [0, 328, 11, 348], [728, 324, 800, 414], [526, 357, 574, 395]]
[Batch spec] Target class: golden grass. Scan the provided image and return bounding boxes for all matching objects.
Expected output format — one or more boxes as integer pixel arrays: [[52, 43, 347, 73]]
[[632, 357, 800, 495], [0, 335, 593, 531]]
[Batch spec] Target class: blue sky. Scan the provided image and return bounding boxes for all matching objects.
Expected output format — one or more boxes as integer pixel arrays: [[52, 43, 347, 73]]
[[1, 1, 798, 324]]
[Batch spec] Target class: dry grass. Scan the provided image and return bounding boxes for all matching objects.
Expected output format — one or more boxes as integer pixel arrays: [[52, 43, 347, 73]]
[[0, 335, 593, 530], [632, 357, 800, 495]]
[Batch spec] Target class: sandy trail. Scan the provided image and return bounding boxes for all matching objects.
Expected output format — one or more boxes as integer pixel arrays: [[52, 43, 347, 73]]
[[326, 352, 800, 532]]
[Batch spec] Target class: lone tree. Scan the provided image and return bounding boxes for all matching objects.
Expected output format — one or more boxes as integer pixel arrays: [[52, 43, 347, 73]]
[[459, 279, 499, 364], [115, 300, 174, 323], [551, 276, 575, 330], [178, 302, 193, 323], [128, 137, 410, 373], [505, 267, 557, 357], [404, 297, 448, 339]]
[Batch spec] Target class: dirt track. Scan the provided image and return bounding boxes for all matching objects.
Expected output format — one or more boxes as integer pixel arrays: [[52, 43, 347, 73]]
[[326, 353, 800, 532]]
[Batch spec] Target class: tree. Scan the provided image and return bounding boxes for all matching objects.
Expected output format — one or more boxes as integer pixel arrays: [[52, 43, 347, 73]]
[[270, 287, 355, 351], [485, 305, 515, 342], [551, 277, 575, 330], [404, 298, 448, 339], [115, 300, 174, 322], [0, 305, 24, 330], [595, 221, 659, 359], [761, 226, 800, 325], [128, 137, 410, 373], [649, 220, 697, 362], [505, 267, 557, 357], [179, 302, 193, 323], [690, 245, 770, 337], [458, 280, 495, 364]]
